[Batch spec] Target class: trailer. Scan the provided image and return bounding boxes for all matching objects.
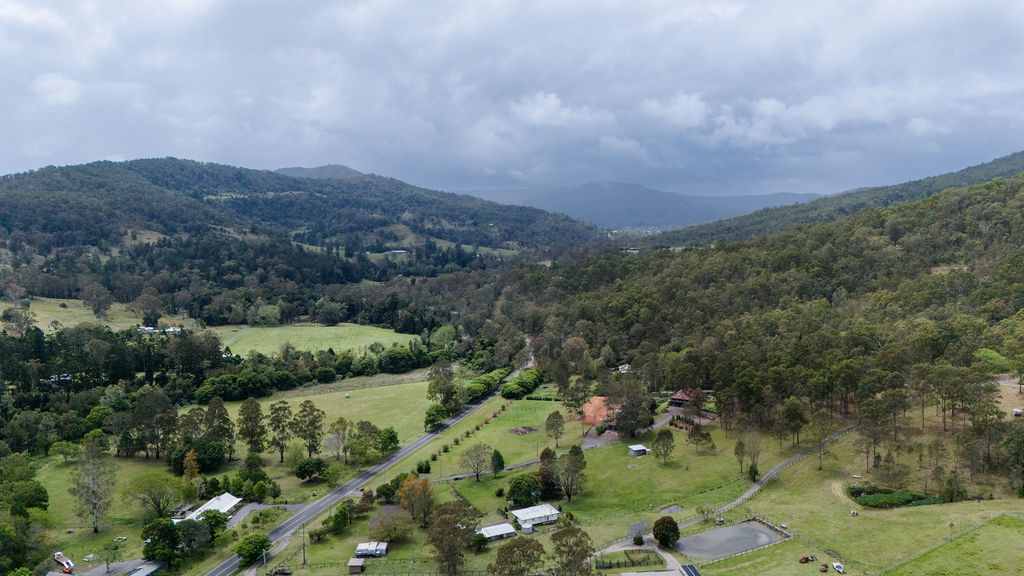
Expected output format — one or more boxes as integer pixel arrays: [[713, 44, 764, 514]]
[[53, 552, 75, 574]]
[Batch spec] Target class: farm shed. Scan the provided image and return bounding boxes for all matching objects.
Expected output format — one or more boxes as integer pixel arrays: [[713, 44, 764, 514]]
[[510, 503, 560, 528], [477, 522, 516, 541], [355, 542, 389, 557], [347, 558, 365, 574], [173, 492, 242, 524]]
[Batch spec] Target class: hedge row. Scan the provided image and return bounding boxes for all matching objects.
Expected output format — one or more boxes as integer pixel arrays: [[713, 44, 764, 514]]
[[465, 368, 512, 404], [500, 369, 543, 399]]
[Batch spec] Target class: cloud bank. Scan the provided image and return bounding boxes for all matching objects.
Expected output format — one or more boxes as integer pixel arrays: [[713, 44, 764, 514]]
[[3, 0, 1024, 196]]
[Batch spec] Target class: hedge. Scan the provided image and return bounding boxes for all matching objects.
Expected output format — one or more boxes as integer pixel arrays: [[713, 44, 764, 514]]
[[500, 369, 543, 399], [465, 368, 512, 403]]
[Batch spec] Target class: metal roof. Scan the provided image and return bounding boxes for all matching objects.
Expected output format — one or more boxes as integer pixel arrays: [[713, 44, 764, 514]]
[[681, 564, 701, 576], [174, 493, 242, 524], [478, 523, 516, 538], [510, 503, 560, 522]]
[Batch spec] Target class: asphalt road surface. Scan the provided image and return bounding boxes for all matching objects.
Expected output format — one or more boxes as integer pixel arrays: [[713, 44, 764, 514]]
[[204, 400, 489, 576]]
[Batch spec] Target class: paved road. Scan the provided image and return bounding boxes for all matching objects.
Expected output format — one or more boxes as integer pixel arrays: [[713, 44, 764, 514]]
[[204, 399, 490, 576]]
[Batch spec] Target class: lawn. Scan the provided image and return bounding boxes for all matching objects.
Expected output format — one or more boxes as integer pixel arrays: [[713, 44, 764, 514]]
[[35, 456, 176, 570], [208, 323, 416, 356]]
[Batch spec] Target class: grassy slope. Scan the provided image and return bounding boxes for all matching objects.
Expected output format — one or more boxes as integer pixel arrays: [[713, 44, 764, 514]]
[[703, 434, 1024, 576], [885, 514, 1024, 576], [208, 323, 416, 356]]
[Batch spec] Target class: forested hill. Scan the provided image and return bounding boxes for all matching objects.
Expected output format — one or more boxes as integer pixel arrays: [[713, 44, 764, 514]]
[[513, 172, 1024, 412], [0, 158, 597, 326], [0, 158, 595, 253], [650, 149, 1024, 247]]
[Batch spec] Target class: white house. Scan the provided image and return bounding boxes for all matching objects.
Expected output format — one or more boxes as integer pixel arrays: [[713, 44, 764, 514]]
[[510, 503, 560, 529], [628, 444, 650, 457], [477, 523, 516, 541], [355, 542, 389, 558], [173, 492, 242, 524]]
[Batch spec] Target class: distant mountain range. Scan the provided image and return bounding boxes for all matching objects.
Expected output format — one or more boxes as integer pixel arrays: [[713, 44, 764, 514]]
[[651, 149, 1024, 246], [508, 182, 819, 230]]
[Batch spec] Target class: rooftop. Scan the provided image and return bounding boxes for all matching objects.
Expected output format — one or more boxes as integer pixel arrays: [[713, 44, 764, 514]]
[[510, 503, 560, 522], [174, 492, 242, 524], [478, 523, 516, 539]]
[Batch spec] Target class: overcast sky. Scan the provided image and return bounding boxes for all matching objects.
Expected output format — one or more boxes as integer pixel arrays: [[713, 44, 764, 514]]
[[3, 0, 1024, 196]]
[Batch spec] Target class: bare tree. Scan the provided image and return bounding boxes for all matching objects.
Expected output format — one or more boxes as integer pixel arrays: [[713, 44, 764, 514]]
[[70, 434, 117, 533]]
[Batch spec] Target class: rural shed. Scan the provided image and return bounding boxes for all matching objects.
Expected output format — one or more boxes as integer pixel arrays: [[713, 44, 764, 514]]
[[477, 522, 516, 541], [629, 444, 650, 456], [347, 558, 365, 574], [355, 542, 389, 557], [510, 503, 560, 527], [174, 492, 242, 524]]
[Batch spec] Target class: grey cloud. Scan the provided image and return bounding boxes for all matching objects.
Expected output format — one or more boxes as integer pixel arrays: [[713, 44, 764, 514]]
[[2, 0, 1024, 196]]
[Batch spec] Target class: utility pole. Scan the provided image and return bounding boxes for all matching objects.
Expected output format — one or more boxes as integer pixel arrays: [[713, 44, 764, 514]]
[[301, 523, 307, 567]]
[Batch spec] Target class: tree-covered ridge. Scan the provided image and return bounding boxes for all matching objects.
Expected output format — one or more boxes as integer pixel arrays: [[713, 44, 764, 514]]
[[512, 174, 1024, 403], [0, 158, 596, 254], [651, 149, 1024, 247], [0, 158, 598, 326]]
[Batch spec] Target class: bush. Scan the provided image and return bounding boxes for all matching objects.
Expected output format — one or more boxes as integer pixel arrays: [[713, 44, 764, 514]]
[[747, 462, 759, 482], [495, 487, 505, 498], [315, 367, 336, 383], [851, 485, 941, 509], [632, 534, 644, 546]]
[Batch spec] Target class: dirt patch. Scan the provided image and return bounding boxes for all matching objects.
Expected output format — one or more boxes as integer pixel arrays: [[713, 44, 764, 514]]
[[510, 426, 537, 436], [660, 504, 683, 514]]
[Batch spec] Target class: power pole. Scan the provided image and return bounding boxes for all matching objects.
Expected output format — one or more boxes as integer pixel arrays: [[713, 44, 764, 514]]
[[301, 523, 307, 567]]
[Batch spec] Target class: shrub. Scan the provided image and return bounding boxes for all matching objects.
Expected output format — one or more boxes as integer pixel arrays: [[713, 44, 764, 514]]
[[632, 534, 644, 546]]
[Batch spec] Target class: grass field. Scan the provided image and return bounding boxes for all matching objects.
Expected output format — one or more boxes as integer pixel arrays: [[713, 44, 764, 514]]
[[1, 297, 195, 332], [208, 322, 417, 356], [198, 375, 434, 502], [0, 298, 416, 357], [35, 456, 176, 570], [885, 514, 1024, 576], [421, 399, 586, 480], [701, 433, 1024, 576]]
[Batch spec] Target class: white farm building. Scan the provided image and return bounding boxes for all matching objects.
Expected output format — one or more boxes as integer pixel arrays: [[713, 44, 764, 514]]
[[477, 522, 516, 541], [510, 503, 560, 529], [173, 492, 242, 524]]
